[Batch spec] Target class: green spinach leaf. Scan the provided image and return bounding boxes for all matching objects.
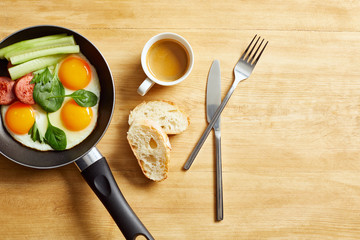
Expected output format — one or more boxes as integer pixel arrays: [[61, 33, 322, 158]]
[[48, 89, 98, 107], [33, 67, 65, 112], [28, 121, 44, 143], [45, 114, 67, 151], [31, 67, 52, 84], [69, 90, 98, 107]]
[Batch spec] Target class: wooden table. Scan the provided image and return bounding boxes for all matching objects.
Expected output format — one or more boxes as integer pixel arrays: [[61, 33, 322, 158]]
[[1, 0, 360, 239]]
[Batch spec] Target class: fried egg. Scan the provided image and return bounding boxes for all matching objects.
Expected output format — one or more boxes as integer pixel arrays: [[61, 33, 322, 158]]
[[1, 53, 100, 151]]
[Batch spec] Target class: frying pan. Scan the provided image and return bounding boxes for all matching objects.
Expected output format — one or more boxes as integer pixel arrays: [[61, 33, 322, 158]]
[[0, 25, 154, 240]]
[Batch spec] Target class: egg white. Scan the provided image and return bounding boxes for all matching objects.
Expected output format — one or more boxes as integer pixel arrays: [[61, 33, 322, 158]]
[[1, 53, 101, 151]]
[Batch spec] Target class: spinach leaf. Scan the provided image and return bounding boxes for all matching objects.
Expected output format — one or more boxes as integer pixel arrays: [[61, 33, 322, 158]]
[[28, 121, 44, 143], [69, 90, 98, 107], [48, 89, 98, 107], [31, 67, 52, 84], [45, 114, 67, 151], [33, 67, 65, 112]]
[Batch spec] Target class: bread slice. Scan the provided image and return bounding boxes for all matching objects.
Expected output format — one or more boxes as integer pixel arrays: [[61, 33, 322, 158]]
[[127, 119, 171, 182], [128, 100, 190, 134]]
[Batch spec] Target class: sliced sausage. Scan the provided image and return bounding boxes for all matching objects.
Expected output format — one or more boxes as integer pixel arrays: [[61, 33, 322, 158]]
[[14, 73, 35, 105], [0, 76, 16, 105], [7, 61, 13, 69], [7, 62, 13, 76]]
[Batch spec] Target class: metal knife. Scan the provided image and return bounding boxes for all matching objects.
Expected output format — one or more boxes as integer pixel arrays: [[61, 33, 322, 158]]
[[206, 60, 223, 221]]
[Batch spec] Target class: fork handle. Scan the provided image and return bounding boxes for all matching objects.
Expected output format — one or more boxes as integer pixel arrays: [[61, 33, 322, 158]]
[[184, 83, 237, 170]]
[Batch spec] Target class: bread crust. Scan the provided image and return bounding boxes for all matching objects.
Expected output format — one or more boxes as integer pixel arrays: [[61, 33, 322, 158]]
[[127, 119, 171, 182], [128, 100, 190, 134], [127, 100, 190, 181]]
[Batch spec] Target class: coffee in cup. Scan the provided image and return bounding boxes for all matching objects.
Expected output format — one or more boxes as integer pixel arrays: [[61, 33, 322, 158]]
[[138, 33, 194, 96], [146, 39, 189, 81]]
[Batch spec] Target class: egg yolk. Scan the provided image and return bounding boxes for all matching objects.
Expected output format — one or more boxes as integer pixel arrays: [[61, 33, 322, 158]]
[[58, 56, 91, 90], [61, 99, 93, 131], [5, 102, 35, 135]]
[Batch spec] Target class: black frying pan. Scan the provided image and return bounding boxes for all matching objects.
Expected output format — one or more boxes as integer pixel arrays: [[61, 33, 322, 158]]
[[0, 25, 154, 240]]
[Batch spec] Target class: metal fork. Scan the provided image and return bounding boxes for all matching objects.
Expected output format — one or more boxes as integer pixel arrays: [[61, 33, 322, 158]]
[[184, 35, 268, 170]]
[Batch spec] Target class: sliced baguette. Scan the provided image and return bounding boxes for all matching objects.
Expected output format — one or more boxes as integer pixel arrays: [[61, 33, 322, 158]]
[[128, 100, 190, 134], [127, 119, 171, 182]]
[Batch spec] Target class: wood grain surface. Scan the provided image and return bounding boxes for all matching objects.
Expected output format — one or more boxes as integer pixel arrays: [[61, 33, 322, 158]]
[[1, 0, 360, 239]]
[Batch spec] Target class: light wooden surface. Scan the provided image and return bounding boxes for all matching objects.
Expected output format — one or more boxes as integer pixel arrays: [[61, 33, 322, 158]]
[[1, 0, 360, 239]]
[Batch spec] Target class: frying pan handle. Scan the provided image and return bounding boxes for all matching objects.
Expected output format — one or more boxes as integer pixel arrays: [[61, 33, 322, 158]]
[[77, 150, 154, 240]]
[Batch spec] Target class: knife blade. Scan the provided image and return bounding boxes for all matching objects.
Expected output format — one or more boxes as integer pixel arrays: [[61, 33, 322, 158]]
[[206, 60, 223, 221], [207, 60, 221, 128]]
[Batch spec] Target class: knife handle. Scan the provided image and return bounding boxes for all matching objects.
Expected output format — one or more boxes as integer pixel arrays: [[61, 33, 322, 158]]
[[214, 129, 223, 221]]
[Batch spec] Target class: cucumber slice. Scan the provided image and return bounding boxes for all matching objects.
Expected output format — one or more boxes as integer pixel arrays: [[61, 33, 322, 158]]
[[8, 55, 65, 80], [0, 34, 66, 58], [10, 45, 79, 65], [4, 36, 76, 60]]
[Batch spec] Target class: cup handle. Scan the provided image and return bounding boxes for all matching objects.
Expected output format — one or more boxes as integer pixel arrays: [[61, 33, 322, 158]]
[[137, 78, 155, 96]]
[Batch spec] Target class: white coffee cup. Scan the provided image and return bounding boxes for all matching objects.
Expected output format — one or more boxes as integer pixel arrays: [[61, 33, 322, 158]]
[[137, 32, 194, 96]]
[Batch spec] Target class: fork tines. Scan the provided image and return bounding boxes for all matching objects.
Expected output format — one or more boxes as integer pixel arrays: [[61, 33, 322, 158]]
[[241, 35, 268, 66]]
